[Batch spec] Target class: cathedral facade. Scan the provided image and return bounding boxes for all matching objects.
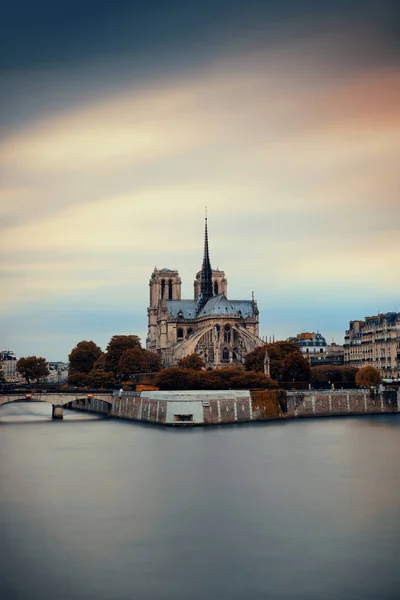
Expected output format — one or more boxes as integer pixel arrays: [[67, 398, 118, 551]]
[[146, 218, 263, 368]]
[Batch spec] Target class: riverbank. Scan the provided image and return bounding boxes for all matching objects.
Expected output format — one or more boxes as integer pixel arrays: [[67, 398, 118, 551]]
[[67, 388, 400, 426]]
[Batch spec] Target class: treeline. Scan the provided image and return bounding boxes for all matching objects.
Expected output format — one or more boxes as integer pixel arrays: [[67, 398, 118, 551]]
[[67, 336, 161, 388]]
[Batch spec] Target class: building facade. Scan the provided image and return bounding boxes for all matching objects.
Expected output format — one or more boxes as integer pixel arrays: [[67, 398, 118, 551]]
[[146, 218, 263, 367], [344, 312, 400, 378], [0, 351, 19, 383]]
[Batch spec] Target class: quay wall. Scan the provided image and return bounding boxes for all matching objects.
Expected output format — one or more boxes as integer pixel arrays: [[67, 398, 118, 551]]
[[66, 389, 400, 425]]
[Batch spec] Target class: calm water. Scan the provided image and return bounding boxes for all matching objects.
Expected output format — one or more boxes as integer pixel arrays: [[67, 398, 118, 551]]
[[1, 402, 400, 600]]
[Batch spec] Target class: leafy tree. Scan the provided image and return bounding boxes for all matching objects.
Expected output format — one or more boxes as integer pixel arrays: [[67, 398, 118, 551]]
[[245, 341, 303, 380], [68, 341, 103, 374], [145, 351, 162, 373], [178, 353, 206, 370], [311, 366, 358, 388], [118, 349, 150, 379], [16, 356, 50, 384], [67, 372, 90, 387], [0, 365, 5, 383], [87, 370, 116, 389], [356, 366, 382, 387], [104, 335, 142, 374], [155, 366, 277, 391], [280, 351, 311, 382]]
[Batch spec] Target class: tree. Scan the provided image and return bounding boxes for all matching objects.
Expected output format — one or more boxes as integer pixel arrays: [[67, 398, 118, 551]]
[[178, 353, 206, 370], [87, 370, 116, 389], [67, 372, 90, 387], [245, 341, 303, 380], [311, 366, 358, 388], [68, 341, 103, 374], [104, 335, 142, 374], [144, 351, 162, 373], [356, 366, 382, 387], [118, 349, 150, 379], [0, 365, 5, 384], [280, 352, 311, 383], [155, 366, 277, 391], [17, 356, 50, 384]]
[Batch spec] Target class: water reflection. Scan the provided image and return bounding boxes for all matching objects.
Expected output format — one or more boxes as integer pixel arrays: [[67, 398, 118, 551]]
[[1, 405, 399, 600]]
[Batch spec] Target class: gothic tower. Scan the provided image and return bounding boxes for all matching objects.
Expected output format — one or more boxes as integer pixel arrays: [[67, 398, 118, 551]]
[[196, 214, 213, 313], [147, 267, 181, 350]]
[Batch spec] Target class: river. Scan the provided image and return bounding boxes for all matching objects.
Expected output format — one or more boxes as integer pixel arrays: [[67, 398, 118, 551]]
[[1, 402, 399, 600]]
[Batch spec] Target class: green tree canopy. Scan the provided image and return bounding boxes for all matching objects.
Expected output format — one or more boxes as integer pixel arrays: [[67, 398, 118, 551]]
[[68, 341, 103, 374], [355, 366, 382, 387], [178, 353, 206, 370], [16, 356, 50, 384], [104, 335, 142, 374]]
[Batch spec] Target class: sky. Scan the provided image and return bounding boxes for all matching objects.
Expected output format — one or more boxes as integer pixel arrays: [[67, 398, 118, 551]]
[[1, 0, 400, 361]]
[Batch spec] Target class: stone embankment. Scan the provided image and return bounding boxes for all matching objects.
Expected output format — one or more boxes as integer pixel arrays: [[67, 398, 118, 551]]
[[67, 388, 400, 426]]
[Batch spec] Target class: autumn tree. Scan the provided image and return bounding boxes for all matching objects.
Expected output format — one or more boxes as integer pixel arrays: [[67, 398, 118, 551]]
[[104, 335, 142, 374], [16, 356, 50, 384], [155, 366, 277, 391], [280, 351, 311, 383], [118, 349, 150, 379], [0, 365, 5, 383], [245, 341, 304, 380], [87, 370, 116, 389], [355, 366, 382, 387], [67, 372, 91, 387], [68, 341, 103, 374], [311, 366, 358, 388], [178, 353, 206, 370], [145, 351, 162, 373]]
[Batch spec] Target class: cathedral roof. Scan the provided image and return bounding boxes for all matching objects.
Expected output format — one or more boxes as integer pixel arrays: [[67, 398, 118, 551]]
[[167, 300, 198, 319], [166, 295, 255, 320], [198, 294, 254, 318]]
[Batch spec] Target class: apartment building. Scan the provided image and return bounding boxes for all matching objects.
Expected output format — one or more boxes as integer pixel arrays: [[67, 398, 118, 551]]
[[344, 312, 400, 378]]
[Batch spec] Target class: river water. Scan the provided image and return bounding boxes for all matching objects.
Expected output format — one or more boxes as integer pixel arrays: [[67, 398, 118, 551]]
[[1, 402, 400, 600]]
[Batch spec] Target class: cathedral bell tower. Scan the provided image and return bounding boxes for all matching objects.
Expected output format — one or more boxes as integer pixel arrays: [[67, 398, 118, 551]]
[[147, 267, 181, 351]]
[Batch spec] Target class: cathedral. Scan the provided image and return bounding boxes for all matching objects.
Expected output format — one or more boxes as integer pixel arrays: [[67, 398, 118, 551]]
[[146, 216, 263, 368]]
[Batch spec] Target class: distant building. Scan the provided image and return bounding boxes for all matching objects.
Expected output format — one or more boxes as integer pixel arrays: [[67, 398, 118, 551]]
[[146, 216, 263, 367], [0, 351, 19, 383], [344, 312, 400, 378], [288, 332, 328, 356], [47, 362, 69, 383], [287, 333, 344, 367]]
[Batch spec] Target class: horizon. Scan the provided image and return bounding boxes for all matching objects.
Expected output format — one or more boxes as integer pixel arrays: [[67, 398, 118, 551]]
[[1, 0, 399, 362]]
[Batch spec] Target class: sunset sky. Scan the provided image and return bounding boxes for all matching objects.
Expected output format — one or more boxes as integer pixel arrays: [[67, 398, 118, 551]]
[[1, 1, 399, 361]]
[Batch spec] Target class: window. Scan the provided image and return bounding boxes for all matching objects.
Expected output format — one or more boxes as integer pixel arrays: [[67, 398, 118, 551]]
[[213, 281, 219, 295], [168, 279, 173, 300], [177, 328, 184, 340], [224, 324, 231, 343], [187, 328, 193, 338], [161, 279, 165, 299], [222, 347, 229, 361]]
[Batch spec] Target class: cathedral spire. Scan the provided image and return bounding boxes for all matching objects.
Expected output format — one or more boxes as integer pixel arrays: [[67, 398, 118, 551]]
[[198, 207, 213, 312]]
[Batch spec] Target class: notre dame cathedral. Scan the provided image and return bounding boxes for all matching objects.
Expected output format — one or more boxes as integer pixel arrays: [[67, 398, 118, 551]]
[[146, 216, 263, 367]]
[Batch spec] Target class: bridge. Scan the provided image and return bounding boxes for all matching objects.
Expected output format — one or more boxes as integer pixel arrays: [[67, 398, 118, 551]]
[[0, 391, 114, 419]]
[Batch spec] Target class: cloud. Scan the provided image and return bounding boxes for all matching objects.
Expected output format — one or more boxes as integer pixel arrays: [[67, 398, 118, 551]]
[[1, 22, 399, 357]]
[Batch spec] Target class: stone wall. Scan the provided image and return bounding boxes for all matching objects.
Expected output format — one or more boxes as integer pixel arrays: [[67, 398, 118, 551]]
[[63, 389, 400, 426], [286, 390, 399, 418]]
